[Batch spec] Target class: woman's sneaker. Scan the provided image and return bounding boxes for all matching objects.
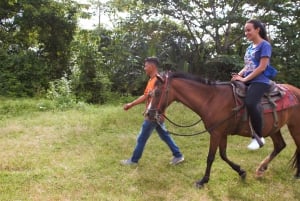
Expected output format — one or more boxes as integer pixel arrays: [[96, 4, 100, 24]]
[[247, 137, 265, 150]]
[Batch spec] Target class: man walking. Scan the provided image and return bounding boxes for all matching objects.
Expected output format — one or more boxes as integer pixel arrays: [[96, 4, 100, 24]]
[[121, 57, 184, 165]]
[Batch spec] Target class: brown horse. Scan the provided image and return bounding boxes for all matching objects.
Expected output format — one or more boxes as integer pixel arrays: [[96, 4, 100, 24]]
[[147, 71, 300, 188]]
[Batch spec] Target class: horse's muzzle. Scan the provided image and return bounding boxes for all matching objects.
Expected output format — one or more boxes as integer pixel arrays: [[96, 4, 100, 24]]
[[145, 109, 161, 122]]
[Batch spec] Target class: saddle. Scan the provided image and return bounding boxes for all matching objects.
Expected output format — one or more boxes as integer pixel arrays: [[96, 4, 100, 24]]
[[231, 81, 287, 127], [232, 80, 285, 108]]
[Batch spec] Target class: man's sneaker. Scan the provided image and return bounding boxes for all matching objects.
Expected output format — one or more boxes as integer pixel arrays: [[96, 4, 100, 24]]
[[120, 159, 138, 165], [170, 156, 184, 165], [247, 137, 265, 150]]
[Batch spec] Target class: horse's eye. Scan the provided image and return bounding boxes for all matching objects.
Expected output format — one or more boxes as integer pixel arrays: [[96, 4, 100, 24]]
[[154, 90, 160, 97]]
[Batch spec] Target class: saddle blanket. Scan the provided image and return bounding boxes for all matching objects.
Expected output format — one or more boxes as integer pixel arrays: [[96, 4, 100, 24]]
[[263, 84, 299, 113], [232, 81, 299, 115]]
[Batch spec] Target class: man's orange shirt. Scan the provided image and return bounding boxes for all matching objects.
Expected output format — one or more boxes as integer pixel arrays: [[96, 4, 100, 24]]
[[144, 76, 157, 108]]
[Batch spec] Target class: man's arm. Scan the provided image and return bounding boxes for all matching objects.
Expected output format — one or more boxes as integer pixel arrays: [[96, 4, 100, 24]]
[[123, 94, 147, 111]]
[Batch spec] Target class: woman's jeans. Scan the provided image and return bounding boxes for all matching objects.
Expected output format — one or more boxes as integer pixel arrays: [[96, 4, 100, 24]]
[[131, 120, 182, 163], [245, 82, 271, 137]]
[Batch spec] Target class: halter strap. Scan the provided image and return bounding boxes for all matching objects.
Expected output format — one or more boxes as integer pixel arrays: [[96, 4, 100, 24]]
[[156, 72, 170, 114]]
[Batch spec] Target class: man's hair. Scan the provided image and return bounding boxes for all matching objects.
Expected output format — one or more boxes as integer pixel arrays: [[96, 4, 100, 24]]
[[144, 57, 159, 67]]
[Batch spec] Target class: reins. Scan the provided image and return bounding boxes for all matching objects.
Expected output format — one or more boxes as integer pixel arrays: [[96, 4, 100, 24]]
[[161, 113, 202, 128], [154, 72, 239, 137], [160, 109, 238, 137]]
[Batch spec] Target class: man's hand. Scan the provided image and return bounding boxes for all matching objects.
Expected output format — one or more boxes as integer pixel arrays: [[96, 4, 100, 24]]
[[123, 103, 133, 111]]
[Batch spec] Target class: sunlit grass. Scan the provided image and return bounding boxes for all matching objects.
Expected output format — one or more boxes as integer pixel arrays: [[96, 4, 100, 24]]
[[0, 99, 299, 200]]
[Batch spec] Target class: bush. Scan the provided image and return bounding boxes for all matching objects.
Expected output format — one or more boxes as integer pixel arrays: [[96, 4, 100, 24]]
[[46, 74, 77, 109], [204, 55, 243, 81]]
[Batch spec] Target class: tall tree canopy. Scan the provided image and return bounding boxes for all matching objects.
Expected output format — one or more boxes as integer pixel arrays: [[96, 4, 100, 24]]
[[0, 0, 79, 96], [0, 0, 299, 101], [107, 0, 300, 83]]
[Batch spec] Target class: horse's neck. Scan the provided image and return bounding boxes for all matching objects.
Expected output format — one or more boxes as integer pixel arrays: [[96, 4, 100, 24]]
[[172, 80, 230, 116]]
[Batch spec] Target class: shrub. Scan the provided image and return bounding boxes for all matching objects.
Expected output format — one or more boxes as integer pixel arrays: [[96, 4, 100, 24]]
[[46, 74, 76, 109]]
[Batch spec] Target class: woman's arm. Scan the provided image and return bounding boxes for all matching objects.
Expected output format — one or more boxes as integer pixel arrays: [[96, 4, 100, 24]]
[[232, 57, 269, 82]]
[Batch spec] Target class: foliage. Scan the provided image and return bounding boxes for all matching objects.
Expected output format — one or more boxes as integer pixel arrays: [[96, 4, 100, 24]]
[[204, 54, 243, 80], [1, 0, 300, 100], [0, 48, 49, 97], [70, 29, 113, 103], [107, 0, 300, 84], [268, 1, 300, 86], [46, 74, 77, 109], [97, 21, 148, 95], [13, 0, 79, 79], [0, 0, 79, 96]]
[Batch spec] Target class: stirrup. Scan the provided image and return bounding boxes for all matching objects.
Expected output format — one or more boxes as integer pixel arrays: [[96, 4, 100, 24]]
[[247, 137, 265, 150], [253, 133, 264, 147], [248, 120, 264, 147]]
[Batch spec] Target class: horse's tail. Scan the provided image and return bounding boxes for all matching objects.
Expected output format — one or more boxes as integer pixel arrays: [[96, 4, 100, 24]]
[[290, 149, 300, 178]]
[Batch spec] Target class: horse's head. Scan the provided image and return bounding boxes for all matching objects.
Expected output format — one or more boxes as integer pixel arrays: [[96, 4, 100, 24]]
[[145, 73, 168, 123]]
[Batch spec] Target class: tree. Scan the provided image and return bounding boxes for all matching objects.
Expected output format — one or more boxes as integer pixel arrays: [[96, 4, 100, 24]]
[[264, 1, 300, 86], [107, 0, 300, 85], [14, 0, 78, 79], [70, 28, 112, 103], [0, 0, 79, 96]]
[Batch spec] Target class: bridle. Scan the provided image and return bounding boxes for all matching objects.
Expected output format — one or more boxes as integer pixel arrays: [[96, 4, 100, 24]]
[[146, 72, 169, 123], [147, 72, 207, 136], [153, 72, 203, 126]]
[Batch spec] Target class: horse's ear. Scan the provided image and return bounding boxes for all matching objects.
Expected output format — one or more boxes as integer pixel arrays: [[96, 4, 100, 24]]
[[156, 74, 165, 83]]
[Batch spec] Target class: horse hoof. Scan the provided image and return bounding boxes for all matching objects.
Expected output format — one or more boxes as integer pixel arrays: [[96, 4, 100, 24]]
[[255, 171, 264, 178], [195, 181, 205, 189], [294, 175, 300, 179], [255, 167, 266, 178], [239, 171, 247, 180]]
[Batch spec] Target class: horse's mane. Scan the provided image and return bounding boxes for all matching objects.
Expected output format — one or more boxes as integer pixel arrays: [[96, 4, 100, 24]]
[[168, 71, 218, 85]]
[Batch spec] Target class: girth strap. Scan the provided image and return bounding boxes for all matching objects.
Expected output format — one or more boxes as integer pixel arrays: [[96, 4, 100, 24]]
[[265, 95, 279, 127]]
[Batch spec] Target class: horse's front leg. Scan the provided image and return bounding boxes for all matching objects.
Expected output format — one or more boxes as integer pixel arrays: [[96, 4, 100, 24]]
[[195, 134, 219, 188], [219, 135, 246, 179]]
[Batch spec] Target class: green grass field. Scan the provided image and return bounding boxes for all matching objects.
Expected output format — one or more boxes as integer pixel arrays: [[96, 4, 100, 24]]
[[0, 98, 300, 201]]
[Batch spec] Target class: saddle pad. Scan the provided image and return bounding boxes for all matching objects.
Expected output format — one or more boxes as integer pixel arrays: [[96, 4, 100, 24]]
[[263, 85, 299, 113], [232, 83, 299, 118]]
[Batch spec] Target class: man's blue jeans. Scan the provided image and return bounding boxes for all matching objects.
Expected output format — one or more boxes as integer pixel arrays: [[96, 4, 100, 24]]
[[131, 120, 182, 163]]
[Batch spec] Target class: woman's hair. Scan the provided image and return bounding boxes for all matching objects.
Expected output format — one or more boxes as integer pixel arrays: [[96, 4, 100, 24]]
[[247, 19, 269, 41]]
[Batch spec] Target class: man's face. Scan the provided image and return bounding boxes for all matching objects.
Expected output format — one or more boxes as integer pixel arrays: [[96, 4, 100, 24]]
[[144, 61, 154, 76]]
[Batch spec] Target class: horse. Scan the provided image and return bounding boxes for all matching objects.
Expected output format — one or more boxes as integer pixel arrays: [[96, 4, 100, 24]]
[[146, 71, 300, 188]]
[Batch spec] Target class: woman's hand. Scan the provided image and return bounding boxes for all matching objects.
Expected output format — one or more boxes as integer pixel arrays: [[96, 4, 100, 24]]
[[231, 74, 245, 82]]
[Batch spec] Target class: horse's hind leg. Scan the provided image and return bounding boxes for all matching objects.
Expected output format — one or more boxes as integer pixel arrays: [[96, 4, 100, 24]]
[[291, 148, 300, 178], [256, 130, 286, 177], [287, 123, 300, 178], [219, 135, 246, 179]]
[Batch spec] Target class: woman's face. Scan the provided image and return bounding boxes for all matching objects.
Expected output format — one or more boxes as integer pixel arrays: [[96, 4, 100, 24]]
[[244, 22, 260, 42]]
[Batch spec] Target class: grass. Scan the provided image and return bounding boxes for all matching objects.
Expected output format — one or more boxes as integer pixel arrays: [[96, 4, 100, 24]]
[[0, 98, 300, 200]]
